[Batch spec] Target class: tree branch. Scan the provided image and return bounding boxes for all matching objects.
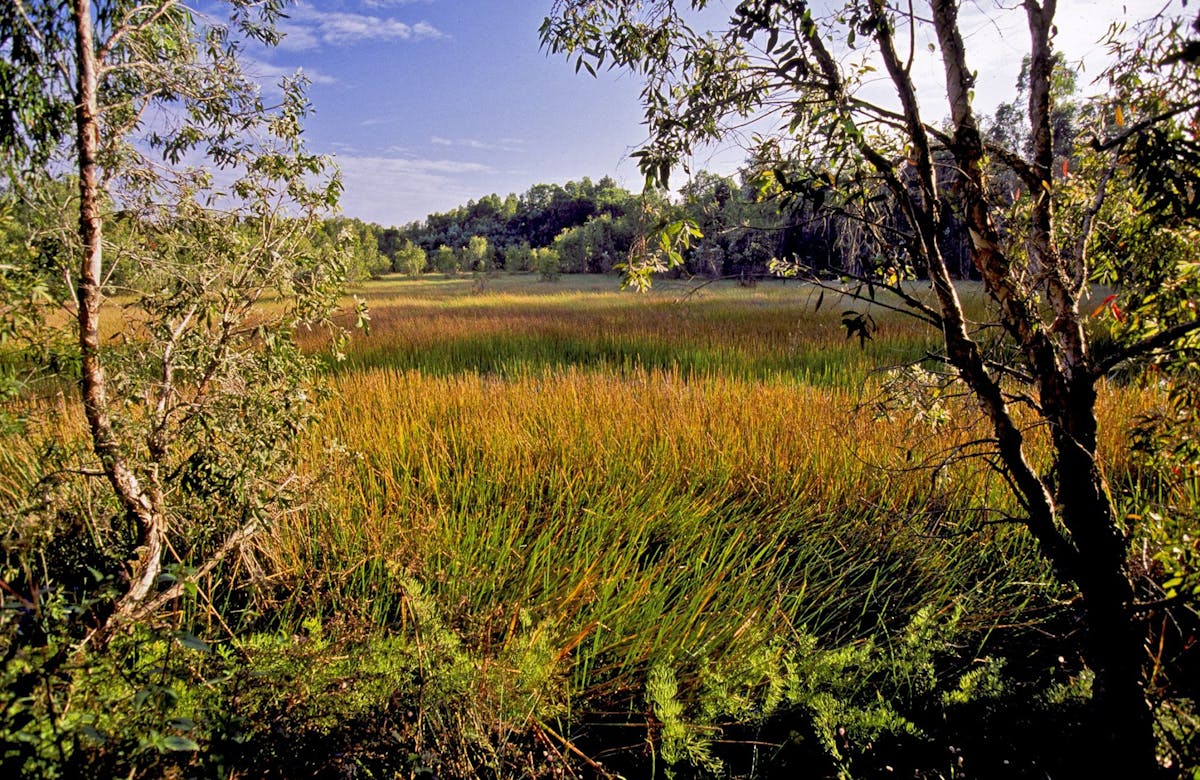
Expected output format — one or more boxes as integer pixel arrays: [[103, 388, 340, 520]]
[[97, 1, 178, 66], [78, 520, 259, 651], [1091, 102, 1200, 151], [1095, 317, 1200, 376]]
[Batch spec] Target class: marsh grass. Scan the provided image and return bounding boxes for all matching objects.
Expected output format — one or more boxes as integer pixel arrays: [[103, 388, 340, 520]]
[[268, 278, 1167, 739], [283, 365, 1047, 649], [3, 274, 1179, 775], [314, 275, 949, 384]]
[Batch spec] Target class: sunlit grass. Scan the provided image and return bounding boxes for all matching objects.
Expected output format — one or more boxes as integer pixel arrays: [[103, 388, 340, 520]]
[[262, 275, 1167, 714], [317, 274, 953, 385], [3, 273, 1177, 747]]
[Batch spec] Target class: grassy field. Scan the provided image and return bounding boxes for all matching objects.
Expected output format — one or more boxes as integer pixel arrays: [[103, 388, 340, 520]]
[[3, 273, 1183, 777], [261, 273, 1172, 775], [318, 273, 945, 383]]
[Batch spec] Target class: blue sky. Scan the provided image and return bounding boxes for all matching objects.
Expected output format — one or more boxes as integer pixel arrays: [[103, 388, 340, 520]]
[[239, 0, 1171, 228], [240, 0, 651, 226]]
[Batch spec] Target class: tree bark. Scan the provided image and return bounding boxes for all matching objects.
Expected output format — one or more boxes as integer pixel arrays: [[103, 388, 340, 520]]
[[1055, 388, 1160, 775], [927, 0, 1161, 773], [73, 0, 165, 625]]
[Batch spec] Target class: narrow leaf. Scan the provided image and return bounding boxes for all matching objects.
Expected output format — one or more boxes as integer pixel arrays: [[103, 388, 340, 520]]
[[162, 736, 200, 752], [176, 632, 211, 653]]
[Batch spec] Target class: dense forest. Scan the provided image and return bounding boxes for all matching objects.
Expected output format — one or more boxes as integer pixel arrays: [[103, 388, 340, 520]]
[[346, 168, 963, 283], [350, 73, 1066, 285]]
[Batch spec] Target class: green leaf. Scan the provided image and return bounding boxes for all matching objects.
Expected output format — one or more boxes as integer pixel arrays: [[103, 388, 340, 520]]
[[175, 631, 211, 653], [162, 736, 200, 752]]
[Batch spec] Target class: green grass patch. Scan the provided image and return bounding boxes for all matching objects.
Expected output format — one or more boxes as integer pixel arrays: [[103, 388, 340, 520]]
[[325, 274, 946, 385]]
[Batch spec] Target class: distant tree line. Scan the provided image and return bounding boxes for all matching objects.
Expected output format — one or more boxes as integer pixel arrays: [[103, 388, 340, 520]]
[[335, 71, 1080, 284], [379, 176, 648, 278], [348, 172, 844, 281], [346, 166, 970, 283]]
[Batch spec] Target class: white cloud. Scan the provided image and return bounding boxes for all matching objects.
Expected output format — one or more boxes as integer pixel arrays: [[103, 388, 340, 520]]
[[411, 21, 442, 38], [428, 136, 524, 153], [332, 154, 495, 225], [361, 0, 433, 8], [275, 22, 320, 51], [277, 2, 445, 51]]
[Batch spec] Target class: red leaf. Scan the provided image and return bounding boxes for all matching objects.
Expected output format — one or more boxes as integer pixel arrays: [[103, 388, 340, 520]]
[[1090, 294, 1117, 319]]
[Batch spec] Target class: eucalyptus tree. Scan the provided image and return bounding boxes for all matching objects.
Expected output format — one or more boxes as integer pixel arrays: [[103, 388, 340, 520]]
[[394, 238, 428, 276], [544, 1, 1200, 774], [462, 233, 493, 272], [1, 0, 348, 647]]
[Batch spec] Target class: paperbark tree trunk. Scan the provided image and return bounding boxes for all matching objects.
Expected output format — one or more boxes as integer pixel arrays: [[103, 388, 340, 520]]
[[72, 0, 165, 630], [926, 1, 1160, 773]]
